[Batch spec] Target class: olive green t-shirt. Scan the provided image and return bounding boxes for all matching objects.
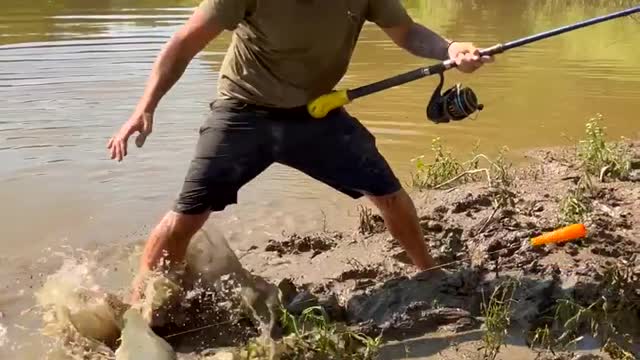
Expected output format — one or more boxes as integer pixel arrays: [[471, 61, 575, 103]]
[[198, 0, 412, 108]]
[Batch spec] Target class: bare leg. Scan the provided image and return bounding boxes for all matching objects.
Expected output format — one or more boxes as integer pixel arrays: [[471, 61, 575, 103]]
[[129, 210, 209, 303], [367, 188, 436, 271]]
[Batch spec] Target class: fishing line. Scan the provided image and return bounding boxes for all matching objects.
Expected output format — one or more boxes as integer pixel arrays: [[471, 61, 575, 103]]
[[162, 241, 528, 339], [159, 240, 523, 338], [164, 221, 586, 339], [348, 241, 527, 292], [165, 318, 238, 339]]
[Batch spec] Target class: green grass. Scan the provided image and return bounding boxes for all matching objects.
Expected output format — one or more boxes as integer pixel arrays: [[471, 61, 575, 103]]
[[410, 137, 466, 190], [527, 264, 639, 359], [410, 138, 514, 195], [552, 297, 636, 359], [480, 279, 519, 360], [224, 306, 383, 360], [576, 114, 632, 181], [557, 175, 593, 226], [557, 114, 634, 226], [529, 325, 555, 351]]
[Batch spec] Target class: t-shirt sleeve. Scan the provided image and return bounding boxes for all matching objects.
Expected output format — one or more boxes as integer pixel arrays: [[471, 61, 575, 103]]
[[366, 0, 413, 28], [197, 0, 252, 30]]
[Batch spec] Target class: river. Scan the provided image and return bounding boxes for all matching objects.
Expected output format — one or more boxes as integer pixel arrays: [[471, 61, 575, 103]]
[[1, 0, 639, 358]]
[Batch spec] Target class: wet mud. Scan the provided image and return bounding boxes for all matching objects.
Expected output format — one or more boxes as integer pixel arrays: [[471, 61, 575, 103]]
[[265, 232, 340, 258], [35, 142, 640, 359]]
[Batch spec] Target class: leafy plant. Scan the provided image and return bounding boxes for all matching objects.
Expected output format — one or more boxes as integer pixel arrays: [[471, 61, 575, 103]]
[[557, 175, 593, 225], [231, 306, 383, 359], [480, 279, 519, 360], [539, 264, 639, 358], [410, 137, 464, 190], [577, 114, 631, 181], [410, 139, 515, 194], [529, 324, 555, 351]]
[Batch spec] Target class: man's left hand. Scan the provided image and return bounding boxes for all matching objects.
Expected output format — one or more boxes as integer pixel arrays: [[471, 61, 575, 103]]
[[447, 41, 494, 73]]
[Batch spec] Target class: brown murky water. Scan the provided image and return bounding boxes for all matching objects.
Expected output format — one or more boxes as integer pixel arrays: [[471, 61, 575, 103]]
[[1, 0, 639, 357]]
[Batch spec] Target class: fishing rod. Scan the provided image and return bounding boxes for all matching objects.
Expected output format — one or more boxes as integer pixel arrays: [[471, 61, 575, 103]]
[[307, 5, 640, 123]]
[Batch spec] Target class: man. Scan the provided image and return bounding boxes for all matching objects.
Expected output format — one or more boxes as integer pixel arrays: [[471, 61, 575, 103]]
[[107, 0, 493, 302]]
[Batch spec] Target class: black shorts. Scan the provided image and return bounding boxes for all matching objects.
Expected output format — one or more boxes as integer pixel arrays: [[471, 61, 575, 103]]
[[173, 98, 402, 214]]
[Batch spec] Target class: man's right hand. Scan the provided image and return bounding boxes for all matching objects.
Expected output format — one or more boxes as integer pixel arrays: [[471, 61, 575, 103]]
[[107, 110, 153, 162]]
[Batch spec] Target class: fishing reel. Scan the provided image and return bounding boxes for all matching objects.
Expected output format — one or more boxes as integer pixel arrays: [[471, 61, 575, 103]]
[[426, 72, 484, 124]]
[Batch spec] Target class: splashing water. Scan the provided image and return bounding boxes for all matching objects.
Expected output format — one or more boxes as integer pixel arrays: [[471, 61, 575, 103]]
[[33, 256, 126, 359], [0, 323, 8, 348], [30, 229, 282, 359]]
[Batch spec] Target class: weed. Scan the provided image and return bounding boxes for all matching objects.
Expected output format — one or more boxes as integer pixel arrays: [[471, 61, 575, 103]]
[[230, 306, 383, 359], [576, 114, 632, 181], [602, 337, 636, 360], [554, 298, 603, 347], [480, 279, 519, 360], [410, 137, 465, 190], [357, 205, 385, 235], [410, 138, 515, 195], [598, 265, 640, 330], [552, 297, 637, 357], [559, 188, 591, 225], [489, 146, 515, 189], [556, 114, 633, 224], [557, 179, 593, 225], [487, 146, 516, 210], [279, 306, 382, 360], [528, 324, 555, 351], [541, 264, 639, 357]]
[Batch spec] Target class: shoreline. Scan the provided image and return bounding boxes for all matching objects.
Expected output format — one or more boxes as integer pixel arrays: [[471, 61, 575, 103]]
[[21, 116, 640, 359]]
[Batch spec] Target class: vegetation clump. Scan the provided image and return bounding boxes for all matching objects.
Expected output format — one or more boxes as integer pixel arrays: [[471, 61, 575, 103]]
[[480, 279, 519, 360], [557, 175, 593, 225], [556, 113, 635, 226], [357, 205, 385, 236], [410, 137, 466, 190], [410, 138, 514, 194], [527, 264, 639, 360], [218, 306, 382, 360], [576, 113, 632, 182]]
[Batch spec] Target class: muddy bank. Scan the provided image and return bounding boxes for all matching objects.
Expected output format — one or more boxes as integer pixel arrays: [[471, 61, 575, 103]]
[[36, 139, 640, 359], [192, 139, 640, 359]]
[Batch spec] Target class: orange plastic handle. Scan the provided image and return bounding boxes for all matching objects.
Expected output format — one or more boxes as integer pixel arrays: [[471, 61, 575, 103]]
[[530, 223, 587, 246]]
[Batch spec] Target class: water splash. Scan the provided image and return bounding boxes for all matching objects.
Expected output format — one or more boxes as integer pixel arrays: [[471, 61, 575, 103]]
[[33, 256, 125, 359], [0, 322, 8, 347], [30, 228, 283, 359]]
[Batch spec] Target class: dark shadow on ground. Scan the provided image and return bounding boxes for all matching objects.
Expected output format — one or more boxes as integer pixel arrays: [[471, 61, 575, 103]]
[[148, 257, 638, 359], [339, 266, 616, 359]]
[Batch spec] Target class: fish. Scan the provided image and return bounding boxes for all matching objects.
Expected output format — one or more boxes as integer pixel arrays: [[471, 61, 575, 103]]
[[185, 229, 282, 338], [115, 308, 177, 360]]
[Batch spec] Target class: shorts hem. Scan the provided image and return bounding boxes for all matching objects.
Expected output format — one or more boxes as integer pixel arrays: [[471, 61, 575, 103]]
[[172, 199, 237, 215]]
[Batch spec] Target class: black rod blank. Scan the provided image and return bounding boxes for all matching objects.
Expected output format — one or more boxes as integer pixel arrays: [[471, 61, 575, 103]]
[[347, 5, 640, 102]]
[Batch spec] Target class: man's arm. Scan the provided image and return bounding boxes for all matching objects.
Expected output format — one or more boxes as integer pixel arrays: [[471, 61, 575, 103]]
[[138, 10, 224, 114], [382, 21, 451, 61], [107, 7, 224, 161], [382, 20, 494, 73]]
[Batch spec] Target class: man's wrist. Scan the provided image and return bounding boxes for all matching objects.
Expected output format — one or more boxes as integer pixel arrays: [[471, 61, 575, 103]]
[[443, 39, 455, 60], [136, 100, 157, 114]]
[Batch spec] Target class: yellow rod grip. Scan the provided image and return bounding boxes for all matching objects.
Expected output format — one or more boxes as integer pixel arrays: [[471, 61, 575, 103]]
[[307, 90, 351, 119]]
